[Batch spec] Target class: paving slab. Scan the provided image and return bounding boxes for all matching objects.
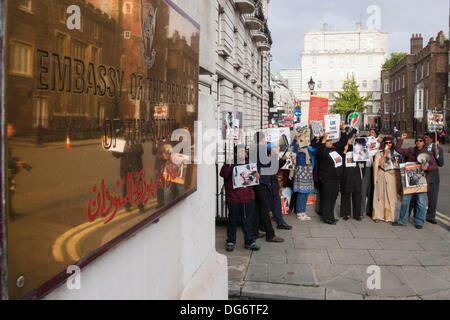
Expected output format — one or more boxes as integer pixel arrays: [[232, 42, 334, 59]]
[[349, 227, 399, 239], [293, 237, 340, 249], [267, 263, 316, 286], [424, 266, 450, 282], [338, 238, 382, 250], [390, 226, 445, 241], [417, 240, 450, 253], [376, 239, 423, 251], [327, 249, 375, 265], [241, 281, 325, 300], [401, 266, 450, 296], [421, 289, 450, 300], [245, 263, 268, 282], [251, 248, 287, 265], [325, 289, 363, 300], [413, 251, 450, 266], [310, 227, 354, 239], [228, 282, 242, 298], [286, 248, 331, 265], [369, 249, 421, 266], [365, 266, 417, 298]]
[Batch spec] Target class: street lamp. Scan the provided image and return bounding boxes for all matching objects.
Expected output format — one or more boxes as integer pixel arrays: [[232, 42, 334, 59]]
[[308, 77, 315, 95]]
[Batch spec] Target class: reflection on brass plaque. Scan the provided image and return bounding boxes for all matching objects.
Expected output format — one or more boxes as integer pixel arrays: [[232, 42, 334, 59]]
[[3, 0, 199, 299]]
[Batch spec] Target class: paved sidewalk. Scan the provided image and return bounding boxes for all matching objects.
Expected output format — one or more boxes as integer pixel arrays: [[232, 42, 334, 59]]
[[216, 203, 450, 300]]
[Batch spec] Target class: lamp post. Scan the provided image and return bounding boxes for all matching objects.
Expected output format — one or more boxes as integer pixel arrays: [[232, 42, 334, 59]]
[[308, 76, 316, 96]]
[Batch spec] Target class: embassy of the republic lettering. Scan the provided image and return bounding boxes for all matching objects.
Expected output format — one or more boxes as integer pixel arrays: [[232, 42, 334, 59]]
[[36, 49, 196, 106]]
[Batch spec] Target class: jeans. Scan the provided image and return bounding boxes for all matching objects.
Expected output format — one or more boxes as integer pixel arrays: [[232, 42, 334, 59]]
[[227, 201, 255, 246], [397, 193, 427, 226], [296, 192, 309, 214]]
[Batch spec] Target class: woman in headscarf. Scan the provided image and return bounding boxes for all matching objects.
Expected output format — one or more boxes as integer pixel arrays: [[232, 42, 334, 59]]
[[372, 136, 402, 223]]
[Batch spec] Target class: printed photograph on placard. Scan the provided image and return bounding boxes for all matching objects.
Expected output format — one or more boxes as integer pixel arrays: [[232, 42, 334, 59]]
[[232, 163, 260, 189], [345, 152, 357, 167], [368, 136, 379, 156], [310, 121, 324, 137], [281, 152, 297, 170], [404, 163, 427, 188], [353, 138, 370, 162], [329, 151, 343, 168], [222, 111, 243, 140]]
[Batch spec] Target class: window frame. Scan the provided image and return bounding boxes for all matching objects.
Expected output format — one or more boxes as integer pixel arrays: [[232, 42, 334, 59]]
[[9, 39, 34, 78]]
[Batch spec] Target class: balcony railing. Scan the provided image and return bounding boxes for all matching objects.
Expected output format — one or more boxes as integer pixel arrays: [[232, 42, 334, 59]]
[[250, 29, 268, 42], [257, 41, 271, 52], [234, 0, 256, 14]]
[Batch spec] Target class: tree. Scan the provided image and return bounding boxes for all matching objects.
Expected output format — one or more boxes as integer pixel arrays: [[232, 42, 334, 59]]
[[329, 75, 372, 116], [382, 52, 407, 70]]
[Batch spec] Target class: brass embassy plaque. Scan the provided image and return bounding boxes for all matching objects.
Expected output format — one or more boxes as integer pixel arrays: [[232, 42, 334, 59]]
[[2, 0, 199, 299]]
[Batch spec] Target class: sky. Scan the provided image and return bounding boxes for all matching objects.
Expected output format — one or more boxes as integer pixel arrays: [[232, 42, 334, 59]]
[[268, 0, 449, 72]]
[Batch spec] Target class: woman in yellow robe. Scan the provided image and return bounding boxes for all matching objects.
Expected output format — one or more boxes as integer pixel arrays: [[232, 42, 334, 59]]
[[372, 137, 402, 222]]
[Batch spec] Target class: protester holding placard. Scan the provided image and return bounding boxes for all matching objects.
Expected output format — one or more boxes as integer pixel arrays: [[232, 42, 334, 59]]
[[339, 138, 363, 221], [316, 122, 350, 225], [291, 135, 318, 221], [220, 145, 260, 252], [372, 137, 401, 223], [361, 129, 381, 218], [392, 134, 438, 229]]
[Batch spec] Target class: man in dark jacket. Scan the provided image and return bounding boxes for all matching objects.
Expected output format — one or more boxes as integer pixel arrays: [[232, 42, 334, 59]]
[[249, 132, 284, 242], [424, 132, 444, 224], [393, 134, 438, 229], [317, 123, 353, 225]]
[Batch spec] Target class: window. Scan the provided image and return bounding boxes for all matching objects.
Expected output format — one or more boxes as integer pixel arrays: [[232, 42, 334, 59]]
[[426, 89, 429, 108], [403, 75, 405, 88], [317, 81, 322, 89], [368, 56, 373, 65], [60, 5, 66, 22], [384, 102, 390, 114], [373, 80, 378, 90], [362, 80, 367, 88], [71, 39, 86, 59], [123, 2, 132, 14], [93, 23, 99, 40], [56, 32, 68, 54], [427, 61, 430, 76], [9, 40, 33, 76], [33, 97, 48, 128], [312, 56, 317, 65], [384, 80, 389, 93], [394, 79, 397, 91], [402, 99, 405, 113], [330, 80, 334, 89], [329, 92, 334, 100], [91, 46, 100, 64], [390, 80, 393, 93], [19, 0, 32, 12], [124, 31, 131, 39], [421, 65, 424, 79]]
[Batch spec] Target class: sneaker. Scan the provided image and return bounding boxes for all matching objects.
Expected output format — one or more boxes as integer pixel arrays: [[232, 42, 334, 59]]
[[226, 243, 235, 252], [415, 225, 423, 230], [297, 213, 307, 221], [245, 243, 260, 251], [303, 214, 311, 221], [392, 221, 407, 227]]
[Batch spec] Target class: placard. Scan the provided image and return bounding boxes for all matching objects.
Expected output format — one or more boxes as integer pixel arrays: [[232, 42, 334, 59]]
[[232, 164, 260, 189], [345, 152, 357, 167], [346, 111, 362, 129], [324, 114, 341, 140], [353, 138, 370, 162], [222, 111, 243, 140], [400, 163, 428, 194], [368, 136, 379, 157], [427, 110, 444, 131], [281, 152, 297, 170], [308, 96, 329, 124], [329, 151, 343, 168], [311, 121, 325, 137]]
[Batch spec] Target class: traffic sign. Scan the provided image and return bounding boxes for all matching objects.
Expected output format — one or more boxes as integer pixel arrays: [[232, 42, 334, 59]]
[[294, 110, 302, 117]]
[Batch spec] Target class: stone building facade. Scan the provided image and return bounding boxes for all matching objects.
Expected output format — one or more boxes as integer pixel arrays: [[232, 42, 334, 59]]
[[301, 23, 388, 126]]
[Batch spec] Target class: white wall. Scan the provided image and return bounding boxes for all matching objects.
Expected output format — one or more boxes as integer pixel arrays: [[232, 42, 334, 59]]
[[43, 0, 228, 300]]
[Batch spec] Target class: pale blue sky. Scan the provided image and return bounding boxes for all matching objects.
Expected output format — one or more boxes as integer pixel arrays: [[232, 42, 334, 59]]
[[268, 0, 449, 72]]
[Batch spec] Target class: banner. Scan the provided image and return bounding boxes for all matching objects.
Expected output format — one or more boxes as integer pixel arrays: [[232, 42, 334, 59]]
[[308, 96, 329, 125]]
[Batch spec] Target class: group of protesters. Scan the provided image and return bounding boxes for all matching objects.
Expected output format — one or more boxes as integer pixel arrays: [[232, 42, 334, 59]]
[[220, 122, 445, 252]]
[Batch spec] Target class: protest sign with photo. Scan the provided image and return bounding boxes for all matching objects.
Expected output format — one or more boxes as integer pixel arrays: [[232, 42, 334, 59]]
[[329, 151, 343, 168], [427, 110, 444, 131], [232, 163, 260, 189], [266, 128, 280, 143], [294, 123, 310, 147], [311, 121, 325, 137], [281, 152, 297, 170], [400, 162, 428, 194], [222, 111, 243, 140], [345, 111, 363, 129], [353, 137, 370, 162], [324, 114, 341, 140], [345, 152, 357, 167], [368, 136, 379, 157]]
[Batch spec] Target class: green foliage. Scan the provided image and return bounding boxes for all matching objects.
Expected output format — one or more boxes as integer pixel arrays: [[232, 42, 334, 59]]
[[329, 75, 372, 116], [382, 52, 407, 70]]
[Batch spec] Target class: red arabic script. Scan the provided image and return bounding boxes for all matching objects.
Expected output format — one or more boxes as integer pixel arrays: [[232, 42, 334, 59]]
[[87, 161, 183, 224]]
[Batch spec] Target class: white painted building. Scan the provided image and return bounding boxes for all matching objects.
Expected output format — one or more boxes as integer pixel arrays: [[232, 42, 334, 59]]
[[271, 73, 296, 117], [279, 68, 302, 100], [300, 23, 389, 124]]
